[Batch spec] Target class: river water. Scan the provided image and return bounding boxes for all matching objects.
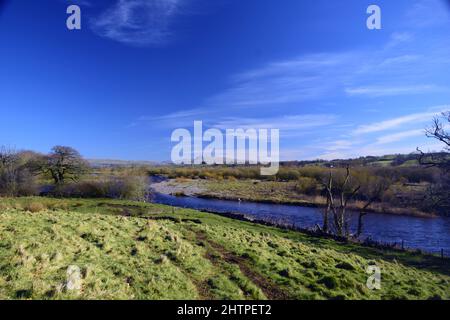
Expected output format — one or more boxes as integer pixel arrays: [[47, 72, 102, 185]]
[[150, 191, 450, 256]]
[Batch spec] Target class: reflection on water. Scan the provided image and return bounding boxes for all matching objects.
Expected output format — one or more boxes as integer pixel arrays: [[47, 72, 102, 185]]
[[150, 192, 450, 255]]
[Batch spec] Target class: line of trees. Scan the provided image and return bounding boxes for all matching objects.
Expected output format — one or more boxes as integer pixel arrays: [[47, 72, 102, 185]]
[[0, 145, 148, 200], [0, 146, 88, 197], [317, 112, 450, 239]]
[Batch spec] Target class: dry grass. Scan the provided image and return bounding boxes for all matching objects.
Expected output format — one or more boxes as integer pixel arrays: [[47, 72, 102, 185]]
[[23, 202, 46, 213]]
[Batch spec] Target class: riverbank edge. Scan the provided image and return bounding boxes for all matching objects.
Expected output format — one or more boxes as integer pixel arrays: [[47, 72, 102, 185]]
[[195, 194, 436, 218], [150, 178, 436, 219], [151, 196, 449, 259]]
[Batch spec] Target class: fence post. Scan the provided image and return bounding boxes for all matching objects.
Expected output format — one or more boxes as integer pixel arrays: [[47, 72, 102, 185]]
[[441, 249, 444, 260], [401, 240, 404, 250]]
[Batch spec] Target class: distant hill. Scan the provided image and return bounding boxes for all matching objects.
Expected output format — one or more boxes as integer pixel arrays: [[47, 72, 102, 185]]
[[88, 152, 449, 169], [87, 159, 163, 168], [281, 152, 448, 168]]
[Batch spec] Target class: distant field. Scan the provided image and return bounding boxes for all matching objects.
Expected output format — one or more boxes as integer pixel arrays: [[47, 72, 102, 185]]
[[0, 198, 448, 300]]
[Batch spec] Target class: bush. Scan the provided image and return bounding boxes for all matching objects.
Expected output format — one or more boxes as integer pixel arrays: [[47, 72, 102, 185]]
[[108, 176, 148, 200], [0, 148, 40, 197], [295, 177, 318, 195], [52, 175, 148, 201], [24, 202, 46, 213]]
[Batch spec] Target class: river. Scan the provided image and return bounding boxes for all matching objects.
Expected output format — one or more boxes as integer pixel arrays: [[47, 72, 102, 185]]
[[149, 185, 450, 256]]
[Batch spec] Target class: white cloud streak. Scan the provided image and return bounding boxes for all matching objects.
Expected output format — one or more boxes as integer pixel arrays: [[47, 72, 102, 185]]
[[91, 0, 185, 46], [385, 32, 414, 48], [353, 107, 449, 135], [375, 129, 424, 145], [206, 53, 360, 107], [345, 85, 441, 97], [212, 114, 337, 137]]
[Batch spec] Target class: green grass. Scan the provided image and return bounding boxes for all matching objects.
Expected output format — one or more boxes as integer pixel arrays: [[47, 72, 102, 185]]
[[368, 160, 393, 167], [0, 197, 448, 300]]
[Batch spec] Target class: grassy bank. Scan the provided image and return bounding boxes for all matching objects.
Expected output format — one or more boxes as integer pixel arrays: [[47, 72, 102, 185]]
[[0, 197, 448, 300]]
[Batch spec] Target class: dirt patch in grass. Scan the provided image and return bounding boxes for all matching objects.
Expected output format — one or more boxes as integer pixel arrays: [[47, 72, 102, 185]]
[[194, 231, 289, 300], [193, 279, 215, 300]]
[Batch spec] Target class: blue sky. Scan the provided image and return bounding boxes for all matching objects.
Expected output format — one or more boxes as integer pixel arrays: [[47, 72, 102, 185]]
[[1, 0, 450, 161]]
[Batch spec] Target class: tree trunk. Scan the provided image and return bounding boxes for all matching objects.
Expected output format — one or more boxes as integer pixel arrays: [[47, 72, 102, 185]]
[[323, 198, 330, 233], [357, 203, 371, 238], [356, 212, 366, 238]]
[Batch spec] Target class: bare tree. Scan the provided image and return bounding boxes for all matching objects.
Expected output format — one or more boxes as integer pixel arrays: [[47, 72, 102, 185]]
[[39, 146, 89, 185], [418, 112, 450, 214], [418, 111, 450, 172], [321, 166, 360, 238], [426, 112, 450, 149], [355, 176, 392, 238], [321, 172, 333, 234], [0, 146, 20, 196], [0, 146, 38, 196]]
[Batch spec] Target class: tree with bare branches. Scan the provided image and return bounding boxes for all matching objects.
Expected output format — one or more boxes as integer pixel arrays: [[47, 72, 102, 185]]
[[355, 175, 392, 237], [0, 146, 39, 196], [37, 146, 89, 185], [418, 111, 450, 215], [321, 166, 360, 238], [418, 111, 450, 171]]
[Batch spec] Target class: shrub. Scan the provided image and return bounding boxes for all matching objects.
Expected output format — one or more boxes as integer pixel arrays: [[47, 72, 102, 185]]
[[0, 147, 40, 197], [295, 177, 318, 195], [276, 169, 300, 181], [109, 175, 148, 200], [24, 202, 46, 213], [51, 175, 148, 201]]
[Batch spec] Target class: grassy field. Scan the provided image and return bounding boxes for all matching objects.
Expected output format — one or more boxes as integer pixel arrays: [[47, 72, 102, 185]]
[[0, 197, 448, 300]]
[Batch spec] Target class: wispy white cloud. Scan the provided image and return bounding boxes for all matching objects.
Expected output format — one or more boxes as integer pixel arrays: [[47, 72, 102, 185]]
[[137, 112, 337, 135], [385, 32, 414, 48], [150, 108, 210, 121], [212, 114, 337, 137], [378, 54, 421, 67], [352, 108, 448, 135], [375, 129, 424, 145], [305, 106, 450, 160], [324, 140, 355, 152], [203, 34, 449, 108], [345, 85, 441, 97], [90, 0, 186, 46], [205, 52, 361, 107], [132, 27, 450, 128]]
